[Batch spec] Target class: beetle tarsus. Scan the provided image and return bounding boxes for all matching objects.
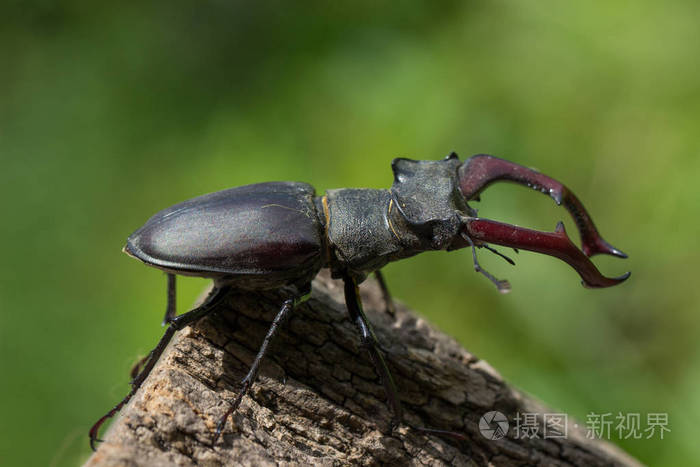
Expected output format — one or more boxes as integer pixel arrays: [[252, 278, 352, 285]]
[[88, 325, 177, 451], [463, 234, 512, 294], [415, 426, 469, 442], [88, 428, 105, 451], [129, 354, 149, 380], [88, 286, 230, 451], [213, 390, 245, 446], [212, 290, 309, 445]]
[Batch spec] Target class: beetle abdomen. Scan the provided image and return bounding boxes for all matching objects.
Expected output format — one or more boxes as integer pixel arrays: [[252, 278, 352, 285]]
[[125, 182, 324, 288]]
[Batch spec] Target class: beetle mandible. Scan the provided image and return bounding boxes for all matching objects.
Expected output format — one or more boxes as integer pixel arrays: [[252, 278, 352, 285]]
[[89, 153, 629, 450]]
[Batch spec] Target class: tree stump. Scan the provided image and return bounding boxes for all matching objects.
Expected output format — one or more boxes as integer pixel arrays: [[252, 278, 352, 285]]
[[85, 271, 640, 466]]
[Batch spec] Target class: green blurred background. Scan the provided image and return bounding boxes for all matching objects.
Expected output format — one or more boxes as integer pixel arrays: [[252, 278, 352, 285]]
[[2, 1, 698, 465]]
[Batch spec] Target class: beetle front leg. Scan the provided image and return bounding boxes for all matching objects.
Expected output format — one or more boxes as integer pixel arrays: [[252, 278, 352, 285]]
[[462, 234, 512, 294], [343, 274, 403, 427], [458, 154, 627, 258]]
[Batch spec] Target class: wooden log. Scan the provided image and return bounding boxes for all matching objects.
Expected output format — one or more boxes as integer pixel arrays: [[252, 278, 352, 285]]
[[85, 271, 640, 466]]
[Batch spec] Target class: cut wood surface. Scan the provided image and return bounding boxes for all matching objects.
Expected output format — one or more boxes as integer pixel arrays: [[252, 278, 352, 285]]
[[85, 271, 640, 466]]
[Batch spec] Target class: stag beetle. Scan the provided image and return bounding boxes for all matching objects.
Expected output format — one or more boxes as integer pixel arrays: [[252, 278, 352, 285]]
[[89, 153, 629, 450]]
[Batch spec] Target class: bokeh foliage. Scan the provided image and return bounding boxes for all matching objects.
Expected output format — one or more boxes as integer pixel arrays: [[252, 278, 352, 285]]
[[1, 1, 698, 465]]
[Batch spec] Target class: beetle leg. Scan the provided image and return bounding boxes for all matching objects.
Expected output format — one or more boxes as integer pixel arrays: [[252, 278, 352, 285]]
[[89, 285, 231, 451], [463, 235, 512, 294], [129, 355, 149, 380], [458, 154, 627, 258], [462, 218, 630, 288], [414, 426, 469, 442], [343, 275, 403, 428], [374, 270, 396, 317], [89, 327, 178, 450], [162, 273, 177, 326], [127, 275, 179, 379], [481, 244, 516, 266], [213, 287, 311, 445]]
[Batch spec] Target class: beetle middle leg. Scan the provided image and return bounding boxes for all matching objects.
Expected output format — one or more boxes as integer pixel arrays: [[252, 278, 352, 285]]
[[212, 286, 311, 445], [343, 274, 403, 427], [89, 282, 231, 451]]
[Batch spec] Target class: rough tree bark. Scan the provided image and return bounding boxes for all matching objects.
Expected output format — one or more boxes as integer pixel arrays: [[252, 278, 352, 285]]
[[85, 271, 640, 466]]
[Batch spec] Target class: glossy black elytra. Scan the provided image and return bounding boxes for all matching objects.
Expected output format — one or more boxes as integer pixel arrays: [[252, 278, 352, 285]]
[[89, 153, 629, 450]]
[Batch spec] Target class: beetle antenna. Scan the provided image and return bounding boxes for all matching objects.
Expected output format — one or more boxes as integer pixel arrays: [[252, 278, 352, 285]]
[[462, 233, 511, 294], [481, 244, 516, 266]]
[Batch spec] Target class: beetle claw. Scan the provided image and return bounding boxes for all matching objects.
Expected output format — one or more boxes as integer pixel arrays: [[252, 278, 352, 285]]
[[89, 437, 103, 452]]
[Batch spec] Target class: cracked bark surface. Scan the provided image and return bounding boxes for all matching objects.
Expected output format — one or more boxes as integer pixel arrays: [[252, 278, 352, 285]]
[[85, 271, 640, 466]]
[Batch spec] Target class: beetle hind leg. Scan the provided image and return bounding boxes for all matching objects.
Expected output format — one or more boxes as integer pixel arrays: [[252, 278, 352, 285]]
[[89, 284, 231, 451], [212, 287, 311, 445]]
